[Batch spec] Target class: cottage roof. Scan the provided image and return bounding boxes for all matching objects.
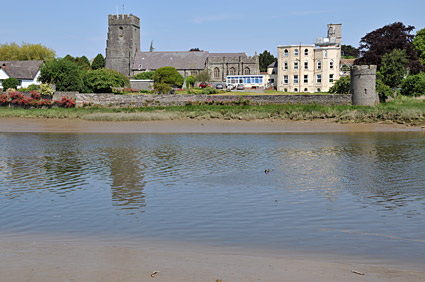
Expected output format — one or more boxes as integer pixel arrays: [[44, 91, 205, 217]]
[[133, 51, 209, 71], [0, 60, 43, 80]]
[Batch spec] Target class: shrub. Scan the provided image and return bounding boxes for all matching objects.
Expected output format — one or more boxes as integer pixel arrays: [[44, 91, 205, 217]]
[[376, 78, 393, 102], [152, 82, 172, 94], [18, 84, 40, 92], [2, 77, 19, 90], [85, 68, 129, 93], [139, 89, 151, 93], [55, 97, 75, 108], [186, 75, 195, 86], [30, 90, 41, 100], [153, 67, 184, 87], [0, 94, 10, 105], [39, 83, 55, 96], [134, 71, 155, 80], [329, 76, 351, 94], [400, 72, 425, 97]]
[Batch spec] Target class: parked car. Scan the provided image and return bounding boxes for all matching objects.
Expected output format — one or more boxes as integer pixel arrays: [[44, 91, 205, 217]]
[[216, 83, 224, 89], [199, 83, 208, 88], [227, 84, 236, 90], [236, 84, 245, 90]]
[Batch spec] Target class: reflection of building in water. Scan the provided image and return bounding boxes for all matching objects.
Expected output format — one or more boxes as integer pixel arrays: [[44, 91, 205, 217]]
[[107, 148, 147, 212]]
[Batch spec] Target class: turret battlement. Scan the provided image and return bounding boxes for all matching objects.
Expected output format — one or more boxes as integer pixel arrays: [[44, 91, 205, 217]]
[[108, 14, 140, 27]]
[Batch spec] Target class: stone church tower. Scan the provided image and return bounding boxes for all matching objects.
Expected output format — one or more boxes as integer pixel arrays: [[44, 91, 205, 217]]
[[105, 14, 140, 76]]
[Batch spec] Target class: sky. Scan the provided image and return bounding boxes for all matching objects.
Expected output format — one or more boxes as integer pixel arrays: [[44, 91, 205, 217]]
[[1, 0, 425, 60]]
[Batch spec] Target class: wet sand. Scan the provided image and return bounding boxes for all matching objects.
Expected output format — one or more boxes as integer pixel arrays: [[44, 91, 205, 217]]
[[1, 118, 424, 281], [1, 234, 424, 282], [0, 117, 424, 133]]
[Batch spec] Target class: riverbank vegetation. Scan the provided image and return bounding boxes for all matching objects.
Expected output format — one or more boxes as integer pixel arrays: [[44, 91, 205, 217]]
[[0, 95, 423, 125]]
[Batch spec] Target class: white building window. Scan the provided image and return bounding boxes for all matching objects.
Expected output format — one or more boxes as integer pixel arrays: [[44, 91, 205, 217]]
[[283, 75, 288, 84], [317, 60, 322, 70], [304, 75, 308, 83], [284, 61, 288, 70], [304, 88, 308, 92], [304, 61, 308, 69], [284, 49, 288, 57], [294, 88, 298, 92], [294, 61, 298, 70], [324, 50, 328, 58], [294, 75, 299, 84], [304, 49, 309, 56], [294, 49, 299, 56], [330, 60, 334, 69], [329, 74, 334, 82], [317, 74, 322, 83]]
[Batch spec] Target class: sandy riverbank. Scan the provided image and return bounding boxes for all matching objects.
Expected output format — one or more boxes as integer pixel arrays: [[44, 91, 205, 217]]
[[0, 118, 424, 133], [1, 234, 424, 282]]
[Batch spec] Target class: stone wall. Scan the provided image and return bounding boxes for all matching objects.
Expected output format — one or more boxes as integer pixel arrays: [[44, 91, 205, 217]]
[[55, 93, 351, 107]]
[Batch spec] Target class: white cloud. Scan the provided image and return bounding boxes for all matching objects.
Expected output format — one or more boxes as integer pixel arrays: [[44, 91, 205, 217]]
[[192, 14, 231, 24]]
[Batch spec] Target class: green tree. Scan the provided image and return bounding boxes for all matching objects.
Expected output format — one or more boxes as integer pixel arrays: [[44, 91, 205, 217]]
[[328, 76, 351, 94], [1, 77, 19, 90], [400, 72, 425, 96], [150, 40, 155, 52], [134, 71, 155, 80], [355, 22, 422, 74], [86, 68, 129, 93], [341, 45, 360, 58], [259, 50, 277, 72], [413, 28, 425, 65], [376, 73, 394, 102], [379, 49, 408, 88], [186, 75, 195, 87], [0, 42, 55, 61], [38, 58, 87, 92], [152, 67, 184, 94], [64, 55, 91, 70], [91, 54, 105, 70], [194, 70, 210, 83]]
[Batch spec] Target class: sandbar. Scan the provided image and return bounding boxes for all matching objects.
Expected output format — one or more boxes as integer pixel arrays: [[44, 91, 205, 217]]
[[0, 118, 424, 133]]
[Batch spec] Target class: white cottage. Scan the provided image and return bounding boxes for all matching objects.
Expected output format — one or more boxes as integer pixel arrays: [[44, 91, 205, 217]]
[[0, 60, 43, 90]]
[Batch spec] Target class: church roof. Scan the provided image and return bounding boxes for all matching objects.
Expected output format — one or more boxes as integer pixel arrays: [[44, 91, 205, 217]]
[[133, 51, 209, 71], [208, 53, 247, 58], [0, 60, 43, 80]]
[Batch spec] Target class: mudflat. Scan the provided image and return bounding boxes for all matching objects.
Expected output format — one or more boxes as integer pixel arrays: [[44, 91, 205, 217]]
[[1, 235, 424, 282], [0, 118, 423, 133]]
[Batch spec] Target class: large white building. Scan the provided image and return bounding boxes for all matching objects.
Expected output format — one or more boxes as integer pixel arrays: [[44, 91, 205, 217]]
[[277, 24, 341, 93]]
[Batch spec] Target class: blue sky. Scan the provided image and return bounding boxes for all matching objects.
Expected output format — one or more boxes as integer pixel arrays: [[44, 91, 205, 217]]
[[1, 0, 424, 60]]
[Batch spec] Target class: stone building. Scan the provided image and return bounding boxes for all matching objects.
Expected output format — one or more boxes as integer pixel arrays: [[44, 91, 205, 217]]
[[277, 24, 342, 93], [105, 14, 259, 81]]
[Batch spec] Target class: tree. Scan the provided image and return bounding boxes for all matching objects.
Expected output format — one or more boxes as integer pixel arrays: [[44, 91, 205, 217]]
[[86, 68, 129, 93], [194, 70, 210, 83], [259, 50, 277, 72], [328, 76, 351, 94], [379, 49, 408, 88], [341, 45, 359, 58], [64, 55, 91, 70], [153, 67, 184, 86], [186, 75, 195, 87], [38, 58, 87, 92], [355, 22, 422, 74], [150, 41, 155, 52], [1, 77, 19, 90], [134, 71, 155, 80], [0, 42, 55, 61], [91, 54, 105, 70], [400, 72, 425, 96], [413, 28, 425, 65]]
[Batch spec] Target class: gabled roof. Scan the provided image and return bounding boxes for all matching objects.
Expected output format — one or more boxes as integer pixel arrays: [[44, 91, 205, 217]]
[[0, 60, 43, 80], [133, 51, 209, 70], [268, 61, 278, 68]]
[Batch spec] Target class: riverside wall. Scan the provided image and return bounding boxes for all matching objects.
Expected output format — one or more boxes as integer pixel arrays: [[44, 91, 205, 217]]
[[53, 92, 352, 107]]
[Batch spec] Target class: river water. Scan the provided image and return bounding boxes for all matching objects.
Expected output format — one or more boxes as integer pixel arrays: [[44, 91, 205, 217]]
[[0, 132, 424, 266]]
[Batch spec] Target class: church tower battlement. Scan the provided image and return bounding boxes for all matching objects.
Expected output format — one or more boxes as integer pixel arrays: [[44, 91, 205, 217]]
[[105, 14, 140, 76]]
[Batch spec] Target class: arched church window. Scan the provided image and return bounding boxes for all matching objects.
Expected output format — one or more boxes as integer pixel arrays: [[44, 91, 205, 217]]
[[214, 67, 220, 78], [244, 67, 250, 75], [229, 67, 236, 75]]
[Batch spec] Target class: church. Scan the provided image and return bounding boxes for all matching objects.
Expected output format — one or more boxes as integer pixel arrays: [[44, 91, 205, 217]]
[[105, 14, 259, 83]]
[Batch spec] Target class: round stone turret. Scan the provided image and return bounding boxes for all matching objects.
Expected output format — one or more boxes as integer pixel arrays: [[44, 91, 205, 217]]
[[351, 65, 378, 106]]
